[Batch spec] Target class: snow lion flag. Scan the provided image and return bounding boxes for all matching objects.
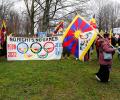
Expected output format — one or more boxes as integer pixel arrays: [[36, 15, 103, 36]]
[[62, 15, 97, 61]]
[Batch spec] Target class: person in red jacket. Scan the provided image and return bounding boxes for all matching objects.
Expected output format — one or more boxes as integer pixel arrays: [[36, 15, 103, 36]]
[[95, 36, 115, 82], [95, 34, 102, 59]]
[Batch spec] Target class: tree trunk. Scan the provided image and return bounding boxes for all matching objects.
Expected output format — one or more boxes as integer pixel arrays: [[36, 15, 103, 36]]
[[30, 0, 35, 34], [42, 0, 50, 32], [30, 17, 34, 34]]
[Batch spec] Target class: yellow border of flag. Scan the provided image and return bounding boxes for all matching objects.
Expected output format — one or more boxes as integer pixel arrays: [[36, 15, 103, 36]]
[[61, 14, 97, 61], [79, 31, 97, 61]]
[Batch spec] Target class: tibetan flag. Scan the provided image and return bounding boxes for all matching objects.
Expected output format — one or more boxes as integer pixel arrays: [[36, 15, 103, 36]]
[[53, 21, 64, 34], [89, 15, 97, 29], [62, 15, 97, 61], [0, 29, 4, 47], [1, 20, 6, 33], [100, 30, 104, 36], [0, 29, 2, 49]]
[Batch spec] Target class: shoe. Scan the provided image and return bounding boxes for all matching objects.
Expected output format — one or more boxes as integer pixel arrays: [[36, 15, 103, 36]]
[[67, 57, 70, 59], [95, 75, 101, 81], [62, 57, 65, 59], [108, 79, 111, 82], [76, 58, 78, 60]]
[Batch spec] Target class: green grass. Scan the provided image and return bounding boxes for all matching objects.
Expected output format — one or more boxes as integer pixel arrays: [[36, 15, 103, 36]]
[[0, 53, 120, 100]]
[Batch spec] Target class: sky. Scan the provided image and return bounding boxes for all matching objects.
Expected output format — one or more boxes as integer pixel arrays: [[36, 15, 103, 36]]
[[114, 0, 120, 3], [13, 0, 26, 13], [13, 0, 120, 12], [3, 0, 118, 16]]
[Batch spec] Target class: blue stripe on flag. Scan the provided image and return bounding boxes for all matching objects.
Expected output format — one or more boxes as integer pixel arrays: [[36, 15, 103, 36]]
[[75, 44, 79, 58], [82, 23, 90, 31], [64, 36, 73, 42], [70, 24, 76, 32], [67, 40, 76, 51], [78, 18, 82, 28]]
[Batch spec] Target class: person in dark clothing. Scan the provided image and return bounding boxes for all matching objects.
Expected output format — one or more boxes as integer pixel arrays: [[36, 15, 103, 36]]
[[111, 35, 117, 47], [118, 35, 120, 46], [1, 40, 7, 56], [62, 47, 70, 59], [84, 49, 90, 61], [95, 37, 115, 82]]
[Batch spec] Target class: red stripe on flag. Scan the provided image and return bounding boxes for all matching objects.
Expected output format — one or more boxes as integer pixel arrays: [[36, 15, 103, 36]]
[[63, 38, 74, 47], [74, 18, 79, 29], [79, 20, 86, 32], [71, 41, 77, 54], [66, 30, 74, 37], [84, 27, 93, 32]]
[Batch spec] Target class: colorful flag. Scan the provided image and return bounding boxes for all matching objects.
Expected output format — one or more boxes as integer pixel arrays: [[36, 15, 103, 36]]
[[62, 15, 97, 61], [1, 20, 6, 32], [89, 15, 97, 29], [99, 30, 104, 36], [53, 21, 64, 34], [0, 19, 7, 44], [109, 29, 113, 44], [0, 29, 2, 49]]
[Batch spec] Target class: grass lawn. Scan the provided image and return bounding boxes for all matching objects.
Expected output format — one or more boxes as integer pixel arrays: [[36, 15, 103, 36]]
[[0, 53, 120, 100]]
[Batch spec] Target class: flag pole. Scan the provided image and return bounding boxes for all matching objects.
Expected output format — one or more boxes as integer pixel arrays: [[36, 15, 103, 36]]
[[97, 31, 116, 49]]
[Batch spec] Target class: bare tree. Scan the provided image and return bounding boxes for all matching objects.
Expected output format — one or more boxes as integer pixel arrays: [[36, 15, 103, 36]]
[[36, 0, 90, 32], [23, 0, 90, 34], [0, 0, 21, 35], [110, 3, 120, 29], [91, 0, 120, 32], [0, 0, 14, 19], [7, 11, 21, 35], [24, 0, 36, 34]]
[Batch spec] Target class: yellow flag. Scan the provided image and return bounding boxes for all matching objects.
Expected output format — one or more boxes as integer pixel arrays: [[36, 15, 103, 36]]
[[100, 30, 104, 36], [109, 29, 112, 44], [2, 20, 6, 29]]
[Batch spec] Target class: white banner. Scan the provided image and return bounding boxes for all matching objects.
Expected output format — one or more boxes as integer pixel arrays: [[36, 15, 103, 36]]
[[79, 30, 97, 61], [7, 36, 63, 60], [113, 28, 120, 34]]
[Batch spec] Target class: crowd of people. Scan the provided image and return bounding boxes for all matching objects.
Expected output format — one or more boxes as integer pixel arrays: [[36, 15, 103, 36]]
[[111, 34, 120, 47], [62, 32, 119, 82], [0, 30, 7, 57], [0, 30, 119, 82]]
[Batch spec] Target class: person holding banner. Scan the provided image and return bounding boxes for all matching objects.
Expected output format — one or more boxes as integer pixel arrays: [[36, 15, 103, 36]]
[[95, 35, 115, 82]]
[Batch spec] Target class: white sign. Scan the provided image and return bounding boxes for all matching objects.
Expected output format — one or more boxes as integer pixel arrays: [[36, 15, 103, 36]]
[[37, 32, 47, 37], [7, 36, 63, 60], [113, 28, 120, 34]]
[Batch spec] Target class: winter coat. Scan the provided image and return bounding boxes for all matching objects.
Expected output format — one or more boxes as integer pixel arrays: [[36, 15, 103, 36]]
[[99, 38, 115, 65]]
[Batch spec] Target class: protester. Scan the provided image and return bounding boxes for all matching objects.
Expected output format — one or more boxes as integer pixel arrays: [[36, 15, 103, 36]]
[[62, 47, 70, 59], [2, 40, 7, 57], [95, 34, 115, 82], [95, 34, 102, 59], [84, 49, 90, 61], [118, 46, 120, 60], [111, 34, 117, 47], [117, 35, 120, 60], [90, 41, 94, 55], [118, 35, 120, 46]]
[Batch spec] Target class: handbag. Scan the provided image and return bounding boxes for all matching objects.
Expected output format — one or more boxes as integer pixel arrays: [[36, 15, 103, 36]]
[[103, 52, 112, 60]]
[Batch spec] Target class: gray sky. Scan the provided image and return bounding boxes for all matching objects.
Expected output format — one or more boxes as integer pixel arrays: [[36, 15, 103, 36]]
[[13, 0, 120, 14], [13, 0, 26, 12]]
